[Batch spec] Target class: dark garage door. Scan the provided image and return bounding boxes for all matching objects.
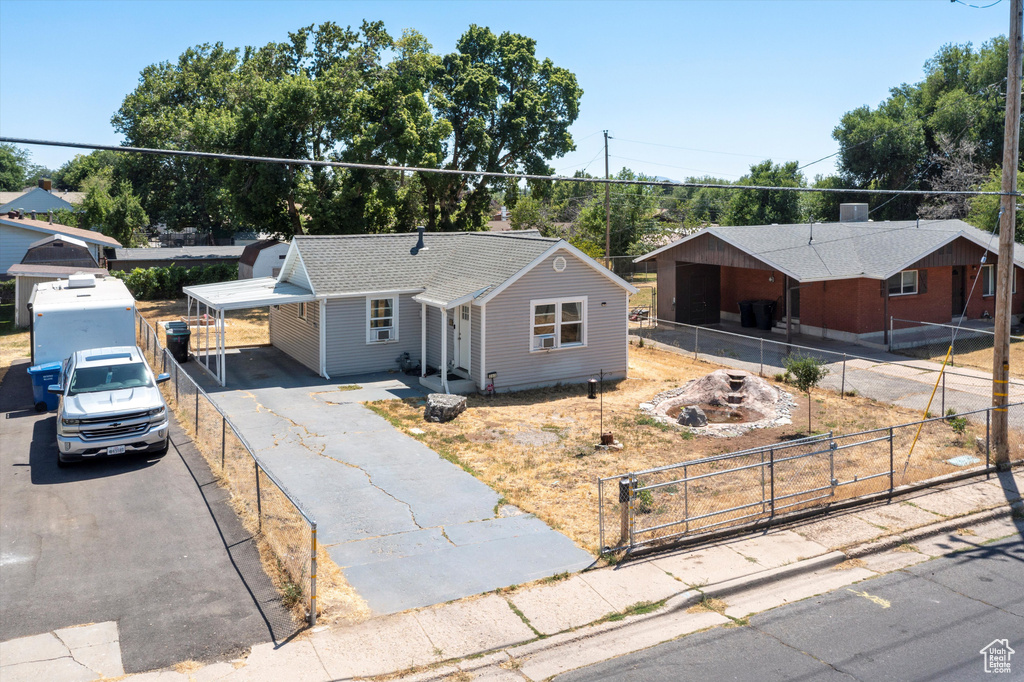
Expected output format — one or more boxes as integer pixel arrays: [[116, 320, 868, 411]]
[[675, 263, 721, 325]]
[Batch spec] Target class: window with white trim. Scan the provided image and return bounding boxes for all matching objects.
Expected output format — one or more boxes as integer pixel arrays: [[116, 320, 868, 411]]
[[531, 298, 586, 351], [366, 297, 397, 343], [982, 264, 1016, 296], [297, 302, 307, 320], [887, 270, 918, 296]]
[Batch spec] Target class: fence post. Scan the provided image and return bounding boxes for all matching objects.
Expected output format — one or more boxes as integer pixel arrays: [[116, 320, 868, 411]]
[[829, 440, 837, 492], [760, 451, 766, 514], [683, 464, 689, 534], [888, 427, 894, 495], [221, 415, 226, 469], [309, 521, 318, 626], [694, 326, 699, 360], [986, 409, 991, 468], [255, 461, 262, 532], [888, 316, 893, 352], [195, 386, 199, 434], [619, 477, 630, 547], [941, 372, 945, 417], [598, 478, 604, 552], [841, 354, 847, 398], [769, 447, 775, 517], [759, 338, 764, 377]]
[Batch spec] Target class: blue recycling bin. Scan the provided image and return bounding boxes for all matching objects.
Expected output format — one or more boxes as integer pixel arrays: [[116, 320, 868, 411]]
[[27, 361, 63, 412]]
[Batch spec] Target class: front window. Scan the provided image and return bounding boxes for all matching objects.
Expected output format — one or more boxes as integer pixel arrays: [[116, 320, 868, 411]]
[[982, 264, 1016, 296], [887, 270, 918, 296], [297, 302, 307, 320], [68, 363, 152, 396], [367, 297, 397, 343], [532, 298, 586, 351]]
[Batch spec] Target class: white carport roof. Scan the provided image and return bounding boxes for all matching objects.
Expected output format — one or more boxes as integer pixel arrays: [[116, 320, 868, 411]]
[[182, 277, 316, 387], [183, 277, 316, 311]]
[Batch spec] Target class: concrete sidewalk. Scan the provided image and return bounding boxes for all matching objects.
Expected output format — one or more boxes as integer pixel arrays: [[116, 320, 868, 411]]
[[9, 467, 1018, 682]]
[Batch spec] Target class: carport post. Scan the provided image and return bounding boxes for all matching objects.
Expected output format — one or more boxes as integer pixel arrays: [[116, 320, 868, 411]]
[[221, 416, 226, 469], [841, 354, 846, 398], [195, 387, 199, 434]]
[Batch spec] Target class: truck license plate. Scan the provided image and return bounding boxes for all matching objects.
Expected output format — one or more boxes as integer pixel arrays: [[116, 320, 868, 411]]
[[107, 445, 126, 455]]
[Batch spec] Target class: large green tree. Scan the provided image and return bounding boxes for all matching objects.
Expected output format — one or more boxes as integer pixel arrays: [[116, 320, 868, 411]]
[[52, 150, 121, 191], [0, 144, 30, 191], [724, 160, 804, 226], [422, 25, 582, 230]]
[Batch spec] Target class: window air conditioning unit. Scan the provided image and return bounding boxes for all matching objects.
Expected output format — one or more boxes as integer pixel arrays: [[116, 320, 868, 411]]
[[375, 328, 392, 342], [537, 334, 555, 349]]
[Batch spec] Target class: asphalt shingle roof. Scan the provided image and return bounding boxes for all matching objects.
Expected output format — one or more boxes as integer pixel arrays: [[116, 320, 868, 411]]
[[112, 246, 246, 261], [640, 219, 1024, 281], [292, 231, 558, 301]]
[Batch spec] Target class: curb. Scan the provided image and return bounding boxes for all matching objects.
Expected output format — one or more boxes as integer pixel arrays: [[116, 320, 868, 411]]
[[697, 551, 848, 604]]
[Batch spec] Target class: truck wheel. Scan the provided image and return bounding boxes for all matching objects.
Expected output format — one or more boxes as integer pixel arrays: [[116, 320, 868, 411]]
[[57, 454, 69, 468], [154, 441, 169, 457], [35, 402, 47, 412]]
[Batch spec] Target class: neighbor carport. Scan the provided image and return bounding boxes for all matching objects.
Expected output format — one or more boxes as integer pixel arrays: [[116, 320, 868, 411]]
[[182, 277, 317, 386]]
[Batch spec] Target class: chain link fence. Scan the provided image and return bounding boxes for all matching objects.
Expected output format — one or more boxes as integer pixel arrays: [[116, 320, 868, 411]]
[[137, 315, 318, 626], [633, 317, 1024, 424], [891, 317, 1024, 379], [600, 403, 1023, 553]]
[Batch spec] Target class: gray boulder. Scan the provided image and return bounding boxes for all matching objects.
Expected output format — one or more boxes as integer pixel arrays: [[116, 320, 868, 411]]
[[677, 405, 708, 427], [424, 393, 467, 423]]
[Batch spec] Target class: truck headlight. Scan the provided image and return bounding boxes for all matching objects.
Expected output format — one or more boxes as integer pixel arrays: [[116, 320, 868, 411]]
[[62, 417, 80, 426], [147, 406, 167, 419]]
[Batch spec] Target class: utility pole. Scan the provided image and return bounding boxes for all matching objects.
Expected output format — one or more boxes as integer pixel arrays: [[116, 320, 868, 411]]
[[604, 130, 611, 269], [992, 0, 1022, 470]]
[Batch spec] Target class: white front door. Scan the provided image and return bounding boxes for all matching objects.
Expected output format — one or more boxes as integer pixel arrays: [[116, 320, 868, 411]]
[[456, 304, 471, 371]]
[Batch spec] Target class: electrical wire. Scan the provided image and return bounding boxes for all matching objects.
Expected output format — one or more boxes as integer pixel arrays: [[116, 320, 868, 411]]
[[951, 0, 1003, 8]]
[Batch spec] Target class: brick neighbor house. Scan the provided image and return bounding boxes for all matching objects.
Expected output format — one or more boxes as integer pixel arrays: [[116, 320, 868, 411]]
[[634, 204, 1024, 345]]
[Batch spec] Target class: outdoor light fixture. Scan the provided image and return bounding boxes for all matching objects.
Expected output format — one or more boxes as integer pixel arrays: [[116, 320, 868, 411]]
[[769, 274, 775, 283], [588, 378, 598, 399]]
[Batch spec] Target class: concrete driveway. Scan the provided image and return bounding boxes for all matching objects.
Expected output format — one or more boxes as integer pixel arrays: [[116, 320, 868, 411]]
[[193, 347, 594, 614], [0, 361, 289, 673]]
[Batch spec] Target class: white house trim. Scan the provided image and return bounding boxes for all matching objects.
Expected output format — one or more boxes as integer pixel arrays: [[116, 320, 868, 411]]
[[479, 303, 487, 390], [441, 307, 449, 393], [476, 242, 636, 305], [420, 301, 427, 378], [365, 295, 399, 344], [319, 298, 330, 379], [528, 296, 588, 353]]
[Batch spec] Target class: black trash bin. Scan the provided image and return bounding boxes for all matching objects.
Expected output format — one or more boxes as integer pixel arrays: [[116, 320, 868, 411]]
[[752, 300, 776, 331], [165, 322, 191, 363], [738, 300, 756, 328]]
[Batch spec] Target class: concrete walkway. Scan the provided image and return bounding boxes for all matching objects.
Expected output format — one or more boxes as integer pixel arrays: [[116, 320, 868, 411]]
[[10, 467, 1019, 681], [191, 347, 594, 614]]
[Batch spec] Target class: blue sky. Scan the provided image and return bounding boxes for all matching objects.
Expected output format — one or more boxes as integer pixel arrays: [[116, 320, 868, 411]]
[[0, 0, 1012, 182]]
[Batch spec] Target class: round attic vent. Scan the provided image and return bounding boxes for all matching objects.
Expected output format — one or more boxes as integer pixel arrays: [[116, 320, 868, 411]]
[[553, 256, 567, 272]]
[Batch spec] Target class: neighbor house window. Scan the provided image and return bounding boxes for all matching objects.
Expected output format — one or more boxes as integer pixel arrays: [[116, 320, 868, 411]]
[[887, 270, 918, 296], [531, 298, 586, 351], [366, 297, 397, 343], [297, 302, 307, 320], [982, 264, 1016, 296]]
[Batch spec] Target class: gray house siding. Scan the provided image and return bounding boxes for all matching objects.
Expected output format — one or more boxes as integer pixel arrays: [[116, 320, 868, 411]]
[[424, 305, 457, 372], [324, 295, 420, 376], [269, 302, 320, 374], [485, 251, 628, 391]]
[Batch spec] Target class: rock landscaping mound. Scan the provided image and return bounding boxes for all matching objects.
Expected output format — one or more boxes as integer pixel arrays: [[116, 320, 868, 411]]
[[424, 393, 467, 423]]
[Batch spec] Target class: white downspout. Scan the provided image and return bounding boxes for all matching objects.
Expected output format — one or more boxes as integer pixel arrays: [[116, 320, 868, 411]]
[[421, 302, 427, 377], [219, 308, 226, 386], [441, 307, 449, 393], [479, 303, 487, 390], [319, 298, 329, 379]]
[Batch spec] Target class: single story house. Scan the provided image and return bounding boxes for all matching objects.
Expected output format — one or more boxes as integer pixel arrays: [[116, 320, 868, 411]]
[[0, 214, 120, 276], [183, 228, 636, 392], [0, 184, 84, 214], [238, 239, 289, 279], [107, 245, 246, 271], [634, 204, 1024, 346]]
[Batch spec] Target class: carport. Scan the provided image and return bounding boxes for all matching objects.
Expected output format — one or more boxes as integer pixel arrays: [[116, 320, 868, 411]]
[[182, 277, 317, 386]]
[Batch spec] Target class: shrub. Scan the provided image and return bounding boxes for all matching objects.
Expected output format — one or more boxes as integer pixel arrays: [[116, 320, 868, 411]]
[[783, 354, 829, 433], [0, 279, 14, 304], [111, 263, 238, 300]]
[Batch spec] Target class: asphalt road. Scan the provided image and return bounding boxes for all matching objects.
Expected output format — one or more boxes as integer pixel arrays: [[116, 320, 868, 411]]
[[557, 530, 1024, 682], [0, 360, 286, 673]]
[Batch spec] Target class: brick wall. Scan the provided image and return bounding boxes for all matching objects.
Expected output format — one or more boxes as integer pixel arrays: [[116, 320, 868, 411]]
[[720, 266, 784, 317]]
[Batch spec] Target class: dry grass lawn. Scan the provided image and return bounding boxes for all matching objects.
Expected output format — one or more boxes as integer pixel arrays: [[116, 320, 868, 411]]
[[368, 343, 996, 555], [0, 302, 30, 384], [136, 299, 269, 348]]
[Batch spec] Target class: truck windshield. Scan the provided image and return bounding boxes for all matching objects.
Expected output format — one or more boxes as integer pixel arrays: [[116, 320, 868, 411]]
[[68, 363, 152, 396]]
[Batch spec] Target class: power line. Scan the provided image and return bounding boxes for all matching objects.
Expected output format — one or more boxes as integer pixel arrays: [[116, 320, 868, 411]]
[[952, 0, 1004, 8], [1, 136, 1017, 198]]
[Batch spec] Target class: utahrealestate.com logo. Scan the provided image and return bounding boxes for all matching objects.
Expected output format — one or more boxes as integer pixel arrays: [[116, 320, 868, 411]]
[[980, 639, 1015, 674]]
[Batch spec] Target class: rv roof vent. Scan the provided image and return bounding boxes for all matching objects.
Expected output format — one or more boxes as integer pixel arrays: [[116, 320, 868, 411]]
[[67, 273, 97, 289]]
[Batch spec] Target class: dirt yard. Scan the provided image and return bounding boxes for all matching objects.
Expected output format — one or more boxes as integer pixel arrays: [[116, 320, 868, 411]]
[[0, 303, 30, 384], [368, 342, 993, 555], [136, 299, 269, 348]]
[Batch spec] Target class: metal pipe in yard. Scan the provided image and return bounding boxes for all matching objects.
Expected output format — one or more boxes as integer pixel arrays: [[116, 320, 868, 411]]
[[841, 354, 846, 398], [309, 522, 318, 626]]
